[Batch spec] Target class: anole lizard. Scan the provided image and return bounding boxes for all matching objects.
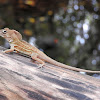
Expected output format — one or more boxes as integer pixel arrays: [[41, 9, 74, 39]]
[[0, 28, 100, 73]]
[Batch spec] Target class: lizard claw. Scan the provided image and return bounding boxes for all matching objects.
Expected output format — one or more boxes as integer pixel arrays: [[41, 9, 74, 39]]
[[2, 50, 5, 53], [37, 64, 44, 69]]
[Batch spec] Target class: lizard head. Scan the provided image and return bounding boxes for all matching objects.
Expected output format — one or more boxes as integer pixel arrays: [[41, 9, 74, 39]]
[[0, 28, 22, 42]]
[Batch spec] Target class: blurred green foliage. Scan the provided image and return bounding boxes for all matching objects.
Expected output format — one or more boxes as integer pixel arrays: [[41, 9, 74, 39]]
[[0, 0, 100, 71]]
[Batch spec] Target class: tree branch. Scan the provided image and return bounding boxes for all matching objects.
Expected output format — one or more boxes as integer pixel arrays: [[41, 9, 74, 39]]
[[0, 46, 100, 100]]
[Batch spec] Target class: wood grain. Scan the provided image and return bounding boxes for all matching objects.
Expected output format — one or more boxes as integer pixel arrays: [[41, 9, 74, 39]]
[[0, 46, 100, 100]]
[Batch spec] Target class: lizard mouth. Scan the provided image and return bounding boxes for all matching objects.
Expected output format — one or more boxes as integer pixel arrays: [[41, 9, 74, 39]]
[[4, 36, 12, 41], [4, 36, 11, 38], [7, 37, 11, 38]]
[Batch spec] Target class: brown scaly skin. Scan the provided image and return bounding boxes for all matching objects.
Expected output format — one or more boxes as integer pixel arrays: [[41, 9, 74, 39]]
[[0, 28, 100, 73]]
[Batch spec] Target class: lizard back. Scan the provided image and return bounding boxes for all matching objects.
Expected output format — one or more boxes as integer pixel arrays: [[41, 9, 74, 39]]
[[11, 40, 39, 56]]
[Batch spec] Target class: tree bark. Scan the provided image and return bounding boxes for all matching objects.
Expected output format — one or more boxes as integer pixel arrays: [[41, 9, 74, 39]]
[[0, 46, 100, 100]]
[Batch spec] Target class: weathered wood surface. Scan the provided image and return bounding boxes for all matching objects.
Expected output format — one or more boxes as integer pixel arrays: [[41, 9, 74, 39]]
[[0, 46, 100, 100]]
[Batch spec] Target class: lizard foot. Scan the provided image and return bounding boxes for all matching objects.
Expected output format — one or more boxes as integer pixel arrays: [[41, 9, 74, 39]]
[[37, 64, 44, 69], [2, 50, 6, 54]]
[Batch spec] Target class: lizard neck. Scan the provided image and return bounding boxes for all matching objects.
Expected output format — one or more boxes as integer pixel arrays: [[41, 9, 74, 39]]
[[9, 39, 13, 43], [9, 39, 21, 44]]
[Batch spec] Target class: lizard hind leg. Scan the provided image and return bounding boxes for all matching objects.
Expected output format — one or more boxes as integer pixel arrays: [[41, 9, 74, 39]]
[[31, 53, 45, 68]]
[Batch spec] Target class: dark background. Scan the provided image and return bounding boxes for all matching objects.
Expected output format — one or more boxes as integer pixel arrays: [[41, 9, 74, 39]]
[[0, 0, 100, 72]]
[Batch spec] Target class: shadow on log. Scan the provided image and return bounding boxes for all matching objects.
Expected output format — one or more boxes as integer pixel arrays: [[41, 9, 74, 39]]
[[0, 46, 100, 100]]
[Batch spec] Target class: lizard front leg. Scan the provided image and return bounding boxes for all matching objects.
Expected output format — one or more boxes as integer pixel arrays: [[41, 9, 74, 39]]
[[3, 44, 14, 53], [3, 48, 14, 53], [31, 53, 45, 68]]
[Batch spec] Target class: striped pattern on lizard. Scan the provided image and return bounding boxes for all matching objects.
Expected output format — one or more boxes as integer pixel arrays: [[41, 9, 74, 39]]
[[0, 28, 100, 73]]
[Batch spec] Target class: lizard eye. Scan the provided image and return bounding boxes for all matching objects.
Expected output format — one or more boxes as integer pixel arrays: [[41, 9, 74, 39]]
[[2, 30, 7, 34]]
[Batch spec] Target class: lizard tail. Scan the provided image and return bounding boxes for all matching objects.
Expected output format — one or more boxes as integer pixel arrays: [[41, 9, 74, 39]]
[[41, 54, 100, 73]]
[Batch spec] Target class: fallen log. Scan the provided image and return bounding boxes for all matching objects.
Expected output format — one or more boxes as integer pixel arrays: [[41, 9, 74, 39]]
[[0, 46, 100, 100]]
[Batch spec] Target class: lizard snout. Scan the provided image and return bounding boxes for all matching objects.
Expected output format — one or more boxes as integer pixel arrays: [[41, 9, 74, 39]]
[[0, 29, 6, 37], [0, 30, 2, 33], [0, 30, 3, 36]]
